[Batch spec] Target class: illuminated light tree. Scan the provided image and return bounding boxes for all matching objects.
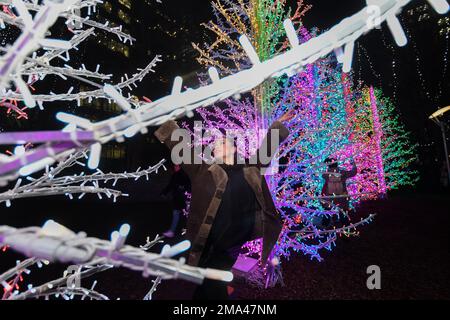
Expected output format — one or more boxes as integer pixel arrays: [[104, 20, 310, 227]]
[[0, 0, 173, 300], [188, 0, 419, 288], [0, 258, 113, 300], [0, 0, 238, 300], [0, 0, 162, 189], [345, 86, 419, 195], [267, 79, 418, 281], [334, 80, 384, 203], [265, 56, 376, 264], [0, 150, 167, 207]]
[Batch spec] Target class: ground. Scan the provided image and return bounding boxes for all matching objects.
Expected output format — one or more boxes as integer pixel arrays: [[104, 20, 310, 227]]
[[1, 191, 449, 300]]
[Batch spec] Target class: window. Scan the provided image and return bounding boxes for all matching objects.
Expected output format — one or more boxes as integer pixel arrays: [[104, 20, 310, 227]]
[[103, 144, 126, 159], [96, 36, 130, 57], [119, 0, 131, 9], [103, 1, 112, 12], [118, 9, 131, 24]]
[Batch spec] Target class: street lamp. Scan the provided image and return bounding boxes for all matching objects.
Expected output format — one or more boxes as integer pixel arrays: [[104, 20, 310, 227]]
[[429, 106, 450, 186]]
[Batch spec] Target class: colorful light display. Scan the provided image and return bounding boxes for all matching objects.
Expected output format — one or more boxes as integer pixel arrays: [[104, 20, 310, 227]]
[[0, 0, 432, 298], [193, 0, 419, 287]]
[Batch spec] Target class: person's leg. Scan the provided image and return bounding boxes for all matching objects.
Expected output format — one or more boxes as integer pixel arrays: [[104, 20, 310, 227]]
[[193, 248, 237, 300], [170, 209, 181, 231], [339, 199, 351, 226], [320, 200, 332, 228], [193, 277, 229, 300], [164, 209, 180, 237]]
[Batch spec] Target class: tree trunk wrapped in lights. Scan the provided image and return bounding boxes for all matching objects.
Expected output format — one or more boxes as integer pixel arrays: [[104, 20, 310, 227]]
[[343, 86, 419, 197]]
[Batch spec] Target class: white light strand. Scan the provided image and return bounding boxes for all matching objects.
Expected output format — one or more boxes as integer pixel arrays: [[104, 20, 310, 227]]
[[0, 150, 167, 206], [0, 0, 144, 108], [0, 223, 234, 285], [0, 55, 162, 105], [4, 262, 112, 300]]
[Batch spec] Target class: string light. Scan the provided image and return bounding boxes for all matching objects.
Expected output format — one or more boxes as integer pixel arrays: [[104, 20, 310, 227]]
[[359, 44, 382, 87], [401, 15, 433, 101], [379, 28, 400, 103], [437, 32, 449, 102]]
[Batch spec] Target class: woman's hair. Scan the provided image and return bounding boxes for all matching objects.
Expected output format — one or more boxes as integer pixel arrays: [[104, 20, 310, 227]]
[[213, 135, 249, 165], [324, 157, 338, 168]]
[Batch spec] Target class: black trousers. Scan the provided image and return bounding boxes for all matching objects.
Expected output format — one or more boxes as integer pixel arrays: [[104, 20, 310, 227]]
[[192, 245, 239, 300], [193, 203, 256, 300]]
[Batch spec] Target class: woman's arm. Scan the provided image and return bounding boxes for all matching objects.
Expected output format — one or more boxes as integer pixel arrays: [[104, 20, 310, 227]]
[[342, 159, 357, 179], [154, 120, 202, 178], [248, 113, 291, 168]]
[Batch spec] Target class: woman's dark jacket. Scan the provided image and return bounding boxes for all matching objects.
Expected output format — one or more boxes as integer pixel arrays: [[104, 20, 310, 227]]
[[155, 120, 289, 267]]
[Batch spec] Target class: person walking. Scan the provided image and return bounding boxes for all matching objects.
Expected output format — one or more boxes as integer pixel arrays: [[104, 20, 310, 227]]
[[161, 164, 190, 238]]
